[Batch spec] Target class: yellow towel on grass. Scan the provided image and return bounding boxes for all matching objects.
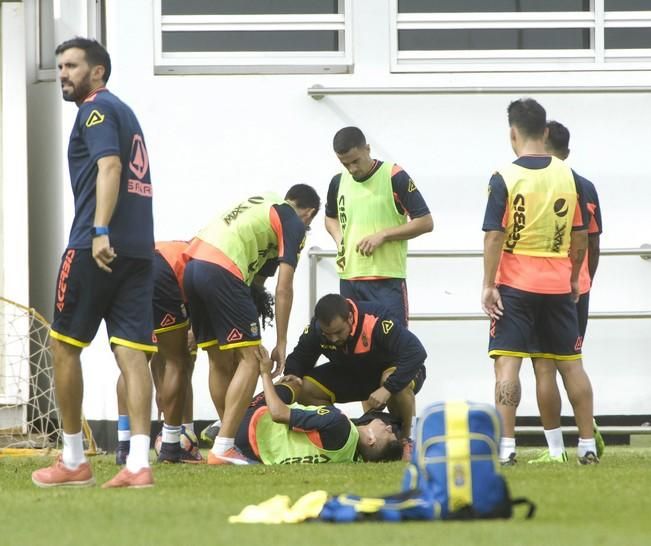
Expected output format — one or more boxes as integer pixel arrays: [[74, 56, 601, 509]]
[[228, 490, 328, 524]]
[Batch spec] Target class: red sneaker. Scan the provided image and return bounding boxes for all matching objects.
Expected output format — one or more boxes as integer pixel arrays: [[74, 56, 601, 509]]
[[207, 446, 255, 465], [32, 456, 95, 488], [102, 466, 154, 489]]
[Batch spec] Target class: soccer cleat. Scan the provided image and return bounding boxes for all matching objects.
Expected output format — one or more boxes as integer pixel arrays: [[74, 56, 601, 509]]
[[401, 438, 414, 462], [207, 446, 256, 465], [578, 451, 599, 465], [115, 440, 130, 465], [500, 452, 517, 466], [157, 442, 204, 464], [200, 419, 221, 446], [32, 456, 95, 488], [527, 449, 568, 464], [102, 466, 154, 488], [593, 419, 605, 459]]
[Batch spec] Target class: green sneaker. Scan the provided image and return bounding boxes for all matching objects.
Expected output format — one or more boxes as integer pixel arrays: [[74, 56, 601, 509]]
[[593, 419, 605, 459], [200, 419, 221, 446], [527, 449, 568, 464]]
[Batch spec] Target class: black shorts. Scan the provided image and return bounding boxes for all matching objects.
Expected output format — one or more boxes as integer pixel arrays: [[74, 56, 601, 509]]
[[576, 292, 590, 340], [153, 252, 189, 334], [489, 285, 582, 361], [304, 362, 425, 403], [183, 259, 261, 350], [340, 278, 408, 327], [50, 249, 155, 350]]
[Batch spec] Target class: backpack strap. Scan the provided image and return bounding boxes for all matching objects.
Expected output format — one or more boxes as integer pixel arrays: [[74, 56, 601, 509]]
[[511, 497, 537, 519]]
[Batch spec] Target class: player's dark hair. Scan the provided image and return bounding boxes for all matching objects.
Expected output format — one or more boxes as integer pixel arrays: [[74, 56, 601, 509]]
[[507, 98, 546, 138], [333, 126, 367, 154], [285, 184, 321, 217], [251, 283, 274, 330], [314, 294, 351, 324], [546, 120, 570, 157], [55, 37, 112, 83], [358, 438, 403, 463]]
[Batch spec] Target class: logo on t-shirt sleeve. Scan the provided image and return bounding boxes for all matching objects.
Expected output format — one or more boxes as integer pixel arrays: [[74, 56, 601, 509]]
[[85, 110, 105, 127]]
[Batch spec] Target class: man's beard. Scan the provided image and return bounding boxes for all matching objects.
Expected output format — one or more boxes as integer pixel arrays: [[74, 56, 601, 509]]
[[62, 73, 92, 103]]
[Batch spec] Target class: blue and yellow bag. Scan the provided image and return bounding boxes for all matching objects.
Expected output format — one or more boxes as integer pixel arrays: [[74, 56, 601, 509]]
[[320, 401, 535, 522]]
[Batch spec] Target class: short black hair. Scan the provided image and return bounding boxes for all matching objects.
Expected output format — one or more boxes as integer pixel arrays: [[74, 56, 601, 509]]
[[507, 98, 546, 138], [285, 184, 321, 216], [314, 294, 351, 324], [359, 438, 403, 463], [333, 127, 366, 155], [55, 37, 111, 83], [546, 120, 570, 156]]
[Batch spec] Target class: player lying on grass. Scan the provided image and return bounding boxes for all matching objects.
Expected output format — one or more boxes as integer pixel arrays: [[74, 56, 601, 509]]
[[218, 347, 403, 465]]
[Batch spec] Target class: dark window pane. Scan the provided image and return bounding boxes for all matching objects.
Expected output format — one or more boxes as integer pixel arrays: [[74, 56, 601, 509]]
[[605, 28, 651, 48], [605, 0, 651, 10], [398, 0, 589, 13], [163, 31, 339, 52], [399, 28, 590, 50], [162, 0, 339, 16]]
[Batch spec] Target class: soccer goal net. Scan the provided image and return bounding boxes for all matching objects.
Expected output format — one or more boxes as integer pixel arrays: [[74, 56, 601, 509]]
[[0, 297, 97, 455]]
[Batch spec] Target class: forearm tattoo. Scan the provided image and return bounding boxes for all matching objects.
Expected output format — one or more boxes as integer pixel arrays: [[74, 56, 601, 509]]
[[495, 380, 521, 407]]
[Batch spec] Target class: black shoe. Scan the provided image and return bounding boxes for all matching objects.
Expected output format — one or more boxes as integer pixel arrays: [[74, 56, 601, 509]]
[[578, 450, 600, 465], [500, 452, 517, 466], [157, 442, 203, 464], [115, 440, 130, 465]]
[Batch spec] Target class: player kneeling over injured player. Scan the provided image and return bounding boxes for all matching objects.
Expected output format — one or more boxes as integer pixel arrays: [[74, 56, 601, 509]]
[[283, 294, 427, 461], [225, 348, 402, 465]]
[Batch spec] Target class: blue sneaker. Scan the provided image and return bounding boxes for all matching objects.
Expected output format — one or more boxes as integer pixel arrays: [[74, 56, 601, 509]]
[[578, 451, 599, 465], [115, 440, 129, 465], [500, 452, 517, 466]]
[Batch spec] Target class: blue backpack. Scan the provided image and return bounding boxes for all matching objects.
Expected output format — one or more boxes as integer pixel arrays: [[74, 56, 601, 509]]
[[320, 401, 535, 522]]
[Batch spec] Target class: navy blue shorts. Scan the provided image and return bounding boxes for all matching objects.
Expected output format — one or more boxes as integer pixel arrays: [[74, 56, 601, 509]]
[[489, 285, 582, 361], [576, 292, 590, 340], [183, 259, 261, 350], [50, 249, 155, 350], [153, 252, 189, 334], [304, 362, 425, 404], [340, 278, 408, 327]]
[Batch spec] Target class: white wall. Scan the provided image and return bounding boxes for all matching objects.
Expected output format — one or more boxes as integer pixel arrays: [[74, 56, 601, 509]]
[[38, 0, 651, 422]]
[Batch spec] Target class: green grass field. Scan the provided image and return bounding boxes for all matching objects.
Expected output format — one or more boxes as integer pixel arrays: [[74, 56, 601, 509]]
[[2, 447, 650, 546]]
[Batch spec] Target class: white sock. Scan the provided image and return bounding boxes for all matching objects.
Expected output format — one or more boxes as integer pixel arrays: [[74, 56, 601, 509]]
[[126, 434, 151, 473], [183, 423, 195, 435], [577, 437, 596, 457], [162, 424, 181, 444], [210, 436, 234, 456], [62, 431, 86, 469], [500, 437, 516, 460], [544, 427, 565, 457]]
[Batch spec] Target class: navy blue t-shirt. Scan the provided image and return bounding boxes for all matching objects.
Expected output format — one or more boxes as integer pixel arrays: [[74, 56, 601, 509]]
[[284, 299, 427, 394], [67, 88, 154, 257], [271, 203, 307, 269]]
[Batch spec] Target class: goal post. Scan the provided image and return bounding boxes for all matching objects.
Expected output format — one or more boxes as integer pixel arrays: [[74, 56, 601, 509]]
[[0, 297, 98, 456]]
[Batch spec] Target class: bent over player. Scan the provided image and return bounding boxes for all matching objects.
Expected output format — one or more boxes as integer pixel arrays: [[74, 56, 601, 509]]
[[183, 184, 320, 464]]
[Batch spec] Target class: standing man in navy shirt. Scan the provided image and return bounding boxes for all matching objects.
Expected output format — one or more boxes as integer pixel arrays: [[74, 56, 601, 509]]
[[32, 38, 156, 489]]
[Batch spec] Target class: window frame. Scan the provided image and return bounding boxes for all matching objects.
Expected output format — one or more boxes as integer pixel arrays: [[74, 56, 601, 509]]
[[153, 0, 353, 75], [390, 0, 651, 74], [36, 0, 105, 82]]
